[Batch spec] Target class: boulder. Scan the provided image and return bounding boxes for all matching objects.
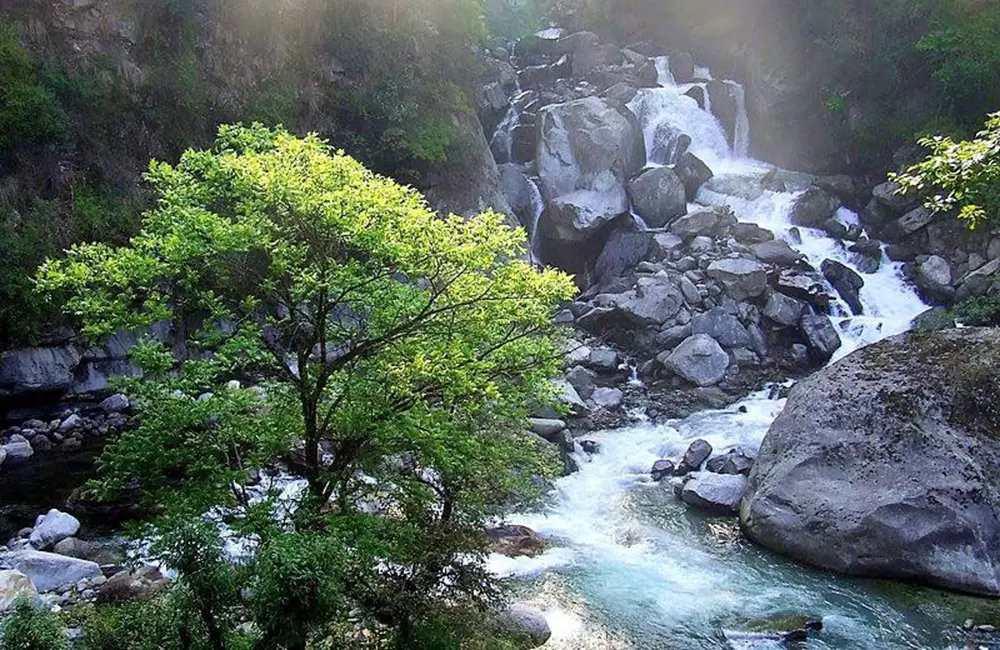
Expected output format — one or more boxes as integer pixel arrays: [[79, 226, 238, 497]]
[[720, 447, 757, 475], [536, 96, 645, 203], [669, 210, 720, 239], [673, 152, 714, 201], [691, 308, 749, 348], [498, 163, 539, 230], [5, 550, 102, 593], [789, 187, 842, 228], [2, 435, 33, 462], [678, 439, 713, 474], [752, 240, 802, 266], [651, 459, 676, 481], [668, 51, 695, 83], [541, 188, 629, 243], [681, 473, 747, 514], [594, 224, 652, 283], [649, 123, 691, 165], [627, 167, 687, 227], [610, 277, 684, 327], [918, 255, 952, 289], [742, 329, 1000, 595], [706, 80, 742, 148], [871, 181, 917, 214], [99, 393, 130, 413], [707, 259, 767, 301], [763, 292, 805, 327], [685, 86, 705, 109], [488, 525, 548, 558], [882, 206, 935, 243], [776, 270, 832, 311], [29, 509, 81, 550], [821, 259, 864, 316], [660, 334, 730, 387], [592, 387, 624, 410], [799, 314, 842, 362], [498, 604, 552, 649], [527, 418, 566, 438], [732, 223, 775, 244], [0, 570, 39, 612], [51, 537, 99, 562]]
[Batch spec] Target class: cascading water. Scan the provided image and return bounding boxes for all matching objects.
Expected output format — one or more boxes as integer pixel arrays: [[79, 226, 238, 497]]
[[528, 177, 546, 264], [490, 57, 984, 650]]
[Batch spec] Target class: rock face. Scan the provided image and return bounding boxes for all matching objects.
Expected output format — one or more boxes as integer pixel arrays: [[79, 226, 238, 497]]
[[742, 329, 1000, 596]]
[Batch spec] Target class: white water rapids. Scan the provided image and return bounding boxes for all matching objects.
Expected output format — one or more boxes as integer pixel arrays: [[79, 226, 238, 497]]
[[487, 59, 992, 650]]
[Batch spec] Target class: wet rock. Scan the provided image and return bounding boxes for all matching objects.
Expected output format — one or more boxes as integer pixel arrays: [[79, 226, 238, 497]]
[[594, 223, 652, 283], [821, 259, 864, 315], [564, 365, 596, 400], [685, 85, 705, 108], [649, 123, 691, 165], [673, 152, 714, 201], [488, 525, 548, 558], [580, 439, 601, 454], [742, 329, 1000, 596], [799, 314, 842, 362], [627, 166, 687, 227], [670, 210, 720, 239], [681, 472, 747, 514], [752, 240, 802, 266], [707, 259, 767, 301], [732, 223, 775, 244], [498, 603, 552, 649], [790, 186, 842, 228], [668, 51, 695, 83], [99, 393, 130, 413], [706, 80, 741, 148], [678, 439, 713, 474], [661, 334, 729, 387], [776, 270, 832, 311], [651, 459, 675, 481]]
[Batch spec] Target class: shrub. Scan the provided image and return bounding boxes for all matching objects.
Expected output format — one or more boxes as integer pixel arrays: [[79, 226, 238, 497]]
[[0, 598, 67, 650]]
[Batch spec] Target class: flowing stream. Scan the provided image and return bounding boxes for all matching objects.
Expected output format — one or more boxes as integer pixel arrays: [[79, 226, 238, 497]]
[[489, 60, 1000, 649]]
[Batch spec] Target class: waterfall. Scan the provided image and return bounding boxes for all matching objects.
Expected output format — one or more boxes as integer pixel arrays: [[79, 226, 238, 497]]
[[494, 52, 941, 650], [527, 177, 545, 264], [731, 82, 751, 158]]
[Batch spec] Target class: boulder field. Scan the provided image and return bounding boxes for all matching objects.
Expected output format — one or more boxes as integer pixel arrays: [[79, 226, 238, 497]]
[[741, 328, 1000, 596]]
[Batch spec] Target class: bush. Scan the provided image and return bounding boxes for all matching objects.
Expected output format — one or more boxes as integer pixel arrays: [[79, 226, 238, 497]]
[[0, 598, 67, 650]]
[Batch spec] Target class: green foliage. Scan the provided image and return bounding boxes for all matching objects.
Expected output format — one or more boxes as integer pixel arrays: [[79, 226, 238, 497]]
[[914, 296, 1000, 332], [0, 22, 70, 157], [38, 124, 574, 649], [0, 598, 67, 650], [893, 112, 1000, 228]]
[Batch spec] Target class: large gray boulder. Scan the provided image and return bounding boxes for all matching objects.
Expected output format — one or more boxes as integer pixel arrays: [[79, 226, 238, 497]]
[[661, 334, 730, 387], [536, 96, 645, 203], [540, 188, 628, 242], [5, 551, 103, 593], [498, 603, 552, 649], [790, 186, 842, 228], [799, 313, 842, 361], [706, 80, 742, 148], [29, 509, 81, 550], [742, 329, 1000, 596], [627, 167, 687, 227], [691, 308, 748, 348], [673, 152, 714, 201], [682, 473, 748, 514], [707, 258, 767, 301]]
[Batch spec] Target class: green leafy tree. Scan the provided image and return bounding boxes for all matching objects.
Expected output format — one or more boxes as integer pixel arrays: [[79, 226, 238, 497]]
[[893, 112, 1000, 228], [38, 124, 574, 648]]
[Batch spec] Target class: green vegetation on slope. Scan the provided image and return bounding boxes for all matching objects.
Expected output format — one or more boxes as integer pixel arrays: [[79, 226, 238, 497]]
[[0, 0, 492, 346]]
